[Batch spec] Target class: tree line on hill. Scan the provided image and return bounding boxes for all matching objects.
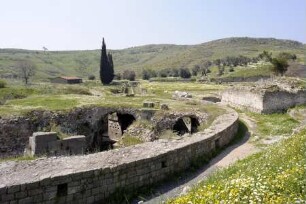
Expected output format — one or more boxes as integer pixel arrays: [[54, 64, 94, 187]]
[[140, 51, 297, 80]]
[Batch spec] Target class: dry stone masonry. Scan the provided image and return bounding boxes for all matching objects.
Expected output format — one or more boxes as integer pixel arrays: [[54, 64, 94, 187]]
[[0, 109, 239, 204]]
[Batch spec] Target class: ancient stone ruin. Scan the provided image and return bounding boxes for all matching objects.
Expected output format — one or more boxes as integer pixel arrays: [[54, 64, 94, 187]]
[[0, 108, 239, 204], [0, 106, 208, 158], [222, 78, 306, 113], [24, 132, 86, 156], [173, 116, 199, 135]]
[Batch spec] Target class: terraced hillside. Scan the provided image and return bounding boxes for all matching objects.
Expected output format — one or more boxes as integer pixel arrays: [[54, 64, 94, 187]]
[[0, 37, 305, 81]]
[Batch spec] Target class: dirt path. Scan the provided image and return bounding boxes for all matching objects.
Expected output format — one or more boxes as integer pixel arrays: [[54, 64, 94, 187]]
[[132, 117, 259, 204]]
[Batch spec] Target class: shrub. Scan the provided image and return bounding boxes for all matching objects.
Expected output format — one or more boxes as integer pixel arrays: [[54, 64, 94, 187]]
[[122, 70, 136, 81], [142, 69, 158, 80], [158, 69, 170, 78], [88, 75, 95, 80], [179, 68, 191, 78], [114, 73, 122, 80], [271, 57, 289, 76], [0, 79, 7, 88]]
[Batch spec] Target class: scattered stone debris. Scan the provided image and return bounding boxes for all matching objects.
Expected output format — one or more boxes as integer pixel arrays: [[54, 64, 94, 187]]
[[172, 91, 192, 99]]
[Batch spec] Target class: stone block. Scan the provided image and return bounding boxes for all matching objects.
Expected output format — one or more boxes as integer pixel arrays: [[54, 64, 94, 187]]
[[28, 188, 43, 196], [143, 101, 155, 108], [61, 135, 86, 155], [17, 196, 33, 204], [30, 132, 58, 155], [7, 185, 20, 194], [26, 182, 40, 190], [43, 190, 57, 201], [14, 191, 27, 199], [1, 193, 14, 202]]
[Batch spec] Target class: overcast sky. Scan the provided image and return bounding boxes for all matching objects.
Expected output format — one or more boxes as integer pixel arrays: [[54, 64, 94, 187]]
[[1, 0, 305, 50]]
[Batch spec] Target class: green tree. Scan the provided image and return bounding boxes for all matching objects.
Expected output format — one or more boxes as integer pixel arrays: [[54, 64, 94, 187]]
[[122, 70, 136, 81], [179, 68, 191, 78], [271, 57, 289, 76], [258, 50, 272, 62], [100, 38, 114, 85], [191, 65, 200, 76]]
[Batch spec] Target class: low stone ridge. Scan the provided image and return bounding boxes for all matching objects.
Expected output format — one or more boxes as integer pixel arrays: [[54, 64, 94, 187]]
[[0, 109, 238, 204], [222, 78, 306, 113]]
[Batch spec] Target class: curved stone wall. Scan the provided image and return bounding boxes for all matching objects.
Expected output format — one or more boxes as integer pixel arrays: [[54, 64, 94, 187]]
[[0, 109, 239, 204]]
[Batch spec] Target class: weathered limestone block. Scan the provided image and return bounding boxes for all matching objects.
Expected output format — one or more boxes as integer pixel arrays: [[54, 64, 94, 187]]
[[27, 132, 86, 156], [29, 132, 57, 155], [61, 136, 86, 155]]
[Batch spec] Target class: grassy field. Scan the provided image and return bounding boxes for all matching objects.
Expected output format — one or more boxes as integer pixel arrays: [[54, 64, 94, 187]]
[[168, 127, 306, 203], [0, 80, 227, 117], [168, 104, 306, 203], [0, 37, 304, 81]]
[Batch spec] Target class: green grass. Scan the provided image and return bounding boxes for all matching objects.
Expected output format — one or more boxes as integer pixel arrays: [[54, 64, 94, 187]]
[[0, 155, 37, 163], [6, 95, 78, 110], [247, 112, 300, 138], [0, 79, 6, 88], [0, 81, 226, 118], [223, 64, 272, 78], [169, 128, 306, 203], [118, 136, 144, 147]]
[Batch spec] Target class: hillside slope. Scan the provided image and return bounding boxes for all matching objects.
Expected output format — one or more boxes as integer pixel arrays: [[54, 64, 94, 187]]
[[0, 37, 305, 81]]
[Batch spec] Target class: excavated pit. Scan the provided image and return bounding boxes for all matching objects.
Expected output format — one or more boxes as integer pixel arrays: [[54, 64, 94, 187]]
[[173, 116, 200, 136]]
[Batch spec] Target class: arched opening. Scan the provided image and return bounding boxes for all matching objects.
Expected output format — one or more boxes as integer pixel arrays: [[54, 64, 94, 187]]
[[117, 113, 136, 134], [90, 112, 136, 152], [173, 116, 200, 136]]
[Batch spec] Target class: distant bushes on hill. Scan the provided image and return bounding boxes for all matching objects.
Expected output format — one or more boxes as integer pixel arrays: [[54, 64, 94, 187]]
[[142, 67, 192, 80], [0, 79, 7, 88]]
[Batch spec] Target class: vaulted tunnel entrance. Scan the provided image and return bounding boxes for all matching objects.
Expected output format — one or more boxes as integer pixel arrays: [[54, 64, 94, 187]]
[[91, 112, 136, 152], [173, 117, 200, 136]]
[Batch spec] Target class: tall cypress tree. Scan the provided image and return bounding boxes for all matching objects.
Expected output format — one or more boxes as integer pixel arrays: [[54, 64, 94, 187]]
[[108, 53, 114, 79], [100, 38, 114, 85]]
